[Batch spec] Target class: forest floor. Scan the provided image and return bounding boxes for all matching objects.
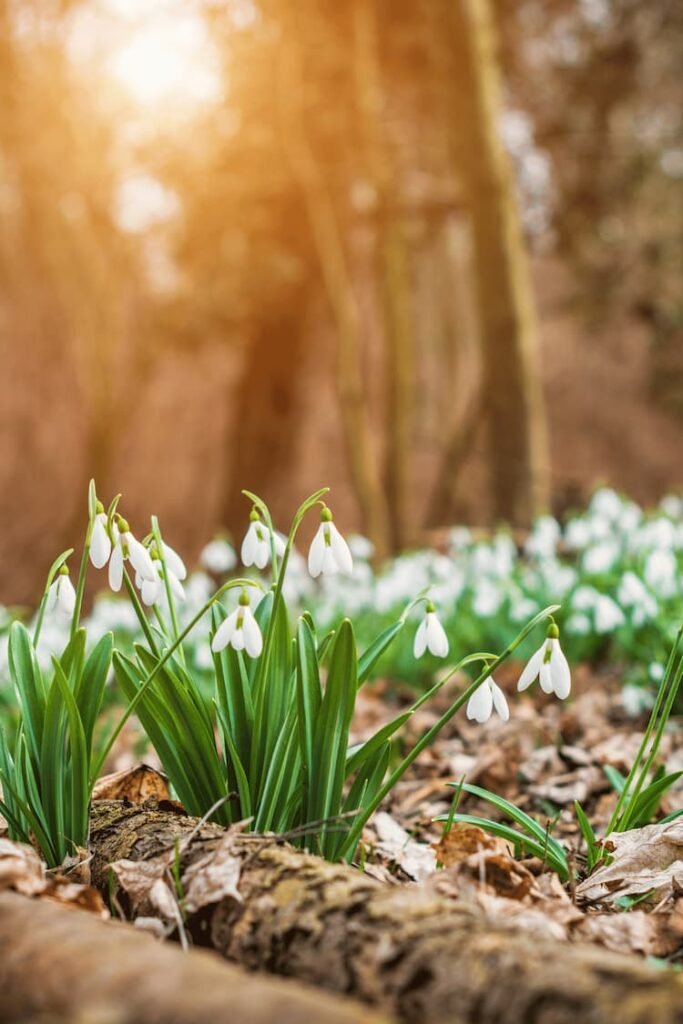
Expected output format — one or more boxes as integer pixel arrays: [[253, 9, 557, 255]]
[[1, 665, 682, 1024], [353, 664, 683, 961]]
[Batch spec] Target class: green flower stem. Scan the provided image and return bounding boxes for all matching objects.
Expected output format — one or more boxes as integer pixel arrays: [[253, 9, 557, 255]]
[[337, 604, 559, 860], [151, 516, 184, 664], [123, 570, 159, 656], [606, 625, 683, 834], [92, 578, 262, 784], [70, 520, 94, 640]]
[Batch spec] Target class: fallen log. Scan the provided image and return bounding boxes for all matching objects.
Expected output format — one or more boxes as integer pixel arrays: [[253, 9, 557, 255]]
[[0, 890, 389, 1024], [91, 800, 683, 1024]]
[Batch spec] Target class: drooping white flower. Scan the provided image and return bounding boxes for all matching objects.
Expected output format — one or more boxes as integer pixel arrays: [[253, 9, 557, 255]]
[[308, 507, 353, 578], [47, 566, 76, 618], [90, 503, 112, 569], [161, 541, 187, 581], [241, 510, 286, 570], [108, 517, 157, 593], [466, 676, 509, 724], [211, 591, 263, 657], [200, 538, 237, 574], [136, 557, 186, 607], [413, 603, 449, 659], [517, 625, 571, 699]]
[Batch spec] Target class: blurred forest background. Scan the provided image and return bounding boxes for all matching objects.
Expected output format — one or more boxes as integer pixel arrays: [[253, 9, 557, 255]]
[[0, 0, 682, 604]]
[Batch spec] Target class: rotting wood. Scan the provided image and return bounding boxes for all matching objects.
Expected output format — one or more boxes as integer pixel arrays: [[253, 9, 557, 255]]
[[90, 800, 683, 1024], [0, 889, 390, 1024]]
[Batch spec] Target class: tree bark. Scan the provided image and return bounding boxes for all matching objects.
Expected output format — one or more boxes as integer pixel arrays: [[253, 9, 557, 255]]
[[91, 800, 683, 1024], [445, 0, 550, 525], [0, 890, 387, 1024]]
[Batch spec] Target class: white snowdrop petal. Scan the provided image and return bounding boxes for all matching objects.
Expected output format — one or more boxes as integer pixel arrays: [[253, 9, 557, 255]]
[[168, 571, 186, 602], [141, 577, 161, 606], [490, 680, 510, 722], [90, 516, 112, 569], [46, 582, 59, 613], [550, 640, 571, 699], [108, 544, 124, 592], [273, 532, 287, 557], [466, 680, 493, 723], [322, 545, 338, 575], [232, 627, 246, 651], [517, 645, 544, 691], [162, 542, 187, 581], [413, 619, 428, 659], [308, 525, 326, 578], [242, 608, 263, 658], [58, 577, 76, 617], [254, 538, 270, 570], [426, 614, 449, 658], [539, 659, 554, 694], [211, 611, 237, 653], [329, 523, 353, 575], [127, 535, 157, 581], [241, 524, 258, 567]]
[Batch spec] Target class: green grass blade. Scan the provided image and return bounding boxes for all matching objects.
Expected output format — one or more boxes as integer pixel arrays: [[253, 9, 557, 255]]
[[357, 619, 405, 686], [8, 622, 46, 767], [309, 619, 356, 857]]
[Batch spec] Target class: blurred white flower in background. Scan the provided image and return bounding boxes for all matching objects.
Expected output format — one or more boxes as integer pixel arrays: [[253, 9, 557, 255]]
[[200, 538, 237, 574]]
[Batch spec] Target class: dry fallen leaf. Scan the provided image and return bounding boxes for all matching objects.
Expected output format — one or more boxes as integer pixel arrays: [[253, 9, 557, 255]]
[[0, 838, 45, 896], [576, 820, 683, 908], [432, 822, 508, 867], [111, 854, 178, 922], [93, 764, 170, 804], [576, 911, 680, 957], [372, 812, 437, 882], [181, 832, 243, 914], [0, 837, 107, 915]]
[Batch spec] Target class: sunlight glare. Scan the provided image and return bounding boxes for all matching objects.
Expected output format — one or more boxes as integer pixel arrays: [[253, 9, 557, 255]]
[[109, 10, 221, 108]]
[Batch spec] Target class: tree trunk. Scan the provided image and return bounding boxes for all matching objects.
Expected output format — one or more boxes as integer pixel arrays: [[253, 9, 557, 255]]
[[352, 0, 415, 550], [0, 890, 386, 1024], [90, 800, 683, 1024], [276, 10, 391, 559], [446, 0, 550, 525]]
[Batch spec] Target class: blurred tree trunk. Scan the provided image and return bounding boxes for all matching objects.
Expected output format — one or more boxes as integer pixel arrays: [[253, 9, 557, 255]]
[[352, 0, 415, 550], [222, 315, 308, 530], [445, 0, 549, 525], [275, 6, 391, 560]]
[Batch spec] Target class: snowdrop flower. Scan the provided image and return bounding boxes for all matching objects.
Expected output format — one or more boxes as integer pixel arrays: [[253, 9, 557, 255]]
[[517, 624, 571, 699], [90, 502, 112, 569], [617, 571, 658, 626], [413, 602, 449, 659], [308, 506, 353, 578], [644, 548, 678, 598], [161, 541, 187, 581], [525, 515, 561, 559], [46, 566, 76, 618], [211, 591, 263, 657], [108, 517, 157, 592], [241, 510, 285, 570], [582, 539, 620, 575], [200, 538, 237, 574], [135, 556, 186, 607], [466, 676, 509, 724], [594, 595, 625, 633]]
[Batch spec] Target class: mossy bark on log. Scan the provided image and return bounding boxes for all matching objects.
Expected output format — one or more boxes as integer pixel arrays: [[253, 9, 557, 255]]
[[0, 890, 389, 1024], [90, 801, 683, 1024]]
